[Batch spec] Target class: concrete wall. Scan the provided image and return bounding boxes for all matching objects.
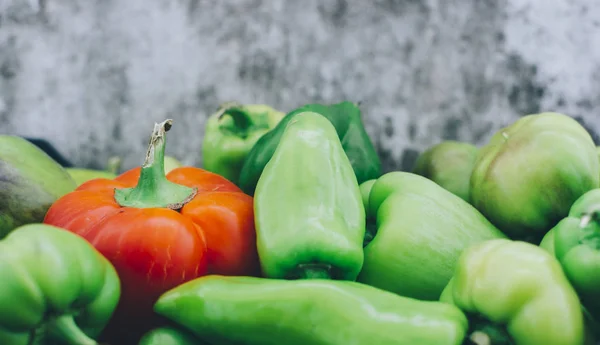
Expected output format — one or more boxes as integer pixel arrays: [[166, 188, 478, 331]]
[[1, 0, 599, 172]]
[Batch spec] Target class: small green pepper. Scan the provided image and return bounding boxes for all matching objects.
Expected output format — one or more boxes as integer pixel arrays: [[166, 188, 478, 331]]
[[412, 140, 479, 203], [254, 111, 365, 280], [154, 275, 469, 345], [0, 223, 120, 345], [549, 188, 600, 319], [239, 101, 382, 195], [202, 102, 285, 184], [441, 238, 585, 345]]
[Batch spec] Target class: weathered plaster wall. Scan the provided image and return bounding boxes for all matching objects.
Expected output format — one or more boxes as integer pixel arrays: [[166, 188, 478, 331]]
[[1, 0, 599, 172]]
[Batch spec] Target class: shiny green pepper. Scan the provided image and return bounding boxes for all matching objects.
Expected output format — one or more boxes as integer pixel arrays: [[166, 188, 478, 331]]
[[202, 102, 284, 184], [470, 112, 599, 242], [154, 275, 469, 345], [358, 172, 506, 301], [548, 188, 600, 319], [254, 111, 365, 280], [239, 101, 382, 195], [0, 223, 120, 345], [412, 140, 479, 202], [441, 238, 584, 345]]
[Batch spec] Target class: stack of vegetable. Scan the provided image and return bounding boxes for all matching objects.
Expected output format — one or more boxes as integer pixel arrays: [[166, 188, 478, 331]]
[[1, 101, 600, 345]]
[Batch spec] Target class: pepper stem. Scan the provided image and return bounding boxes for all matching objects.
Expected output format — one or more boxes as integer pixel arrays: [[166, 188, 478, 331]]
[[215, 102, 261, 138], [106, 156, 122, 175], [113, 119, 197, 209], [580, 211, 600, 228], [288, 264, 332, 280], [466, 322, 514, 345], [45, 315, 98, 345], [468, 331, 491, 345], [363, 220, 377, 247]]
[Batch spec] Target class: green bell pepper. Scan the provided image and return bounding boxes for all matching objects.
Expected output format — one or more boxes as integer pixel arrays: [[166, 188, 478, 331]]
[[470, 112, 599, 242], [440, 238, 585, 345], [358, 172, 506, 301], [239, 101, 382, 195], [0, 223, 121, 345], [548, 188, 600, 319], [254, 111, 365, 280], [202, 102, 285, 184], [412, 140, 479, 203], [154, 275, 469, 345], [139, 326, 206, 345]]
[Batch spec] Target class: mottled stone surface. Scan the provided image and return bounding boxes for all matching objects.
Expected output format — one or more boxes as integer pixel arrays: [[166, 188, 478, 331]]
[[1, 0, 599, 172]]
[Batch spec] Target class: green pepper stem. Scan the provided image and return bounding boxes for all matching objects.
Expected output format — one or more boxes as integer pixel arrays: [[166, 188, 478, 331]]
[[289, 264, 332, 280], [113, 119, 197, 209], [216, 102, 265, 139], [45, 315, 98, 345], [468, 332, 491, 345], [363, 220, 377, 247], [466, 323, 514, 345], [580, 211, 600, 228], [106, 156, 122, 175]]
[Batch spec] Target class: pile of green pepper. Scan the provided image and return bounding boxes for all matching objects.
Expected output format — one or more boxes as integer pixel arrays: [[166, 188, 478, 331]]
[[2, 101, 600, 345]]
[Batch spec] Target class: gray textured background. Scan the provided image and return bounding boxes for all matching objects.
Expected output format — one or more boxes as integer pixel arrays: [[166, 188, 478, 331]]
[[1, 0, 599, 173]]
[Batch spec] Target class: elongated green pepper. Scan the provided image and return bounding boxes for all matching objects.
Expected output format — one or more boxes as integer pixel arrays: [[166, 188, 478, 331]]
[[547, 188, 600, 319], [139, 326, 207, 345], [239, 101, 382, 195], [358, 172, 506, 300], [441, 239, 585, 345], [412, 140, 479, 203], [202, 102, 285, 184], [154, 275, 469, 345], [254, 111, 365, 280], [0, 223, 120, 345]]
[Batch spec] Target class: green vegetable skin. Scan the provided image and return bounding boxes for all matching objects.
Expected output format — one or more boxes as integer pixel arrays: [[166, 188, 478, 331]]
[[254, 111, 365, 280], [550, 188, 600, 319], [412, 141, 478, 202], [539, 227, 556, 254], [358, 172, 506, 300], [202, 102, 285, 184], [163, 155, 184, 173], [139, 326, 206, 345], [66, 168, 118, 186], [0, 223, 120, 345], [0, 135, 77, 238], [239, 101, 382, 195], [470, 112, 599, 242], [154, 275, 469, 345], [441, 239, 585, 345]]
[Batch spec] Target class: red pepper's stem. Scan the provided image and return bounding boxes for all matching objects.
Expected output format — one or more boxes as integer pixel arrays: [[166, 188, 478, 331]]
[[46, 315, 98, 345], [114, 119, 197, 209]]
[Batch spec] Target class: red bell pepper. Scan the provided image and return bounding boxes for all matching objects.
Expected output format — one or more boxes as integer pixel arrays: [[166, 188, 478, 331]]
[[43, 119, 259, 342]]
